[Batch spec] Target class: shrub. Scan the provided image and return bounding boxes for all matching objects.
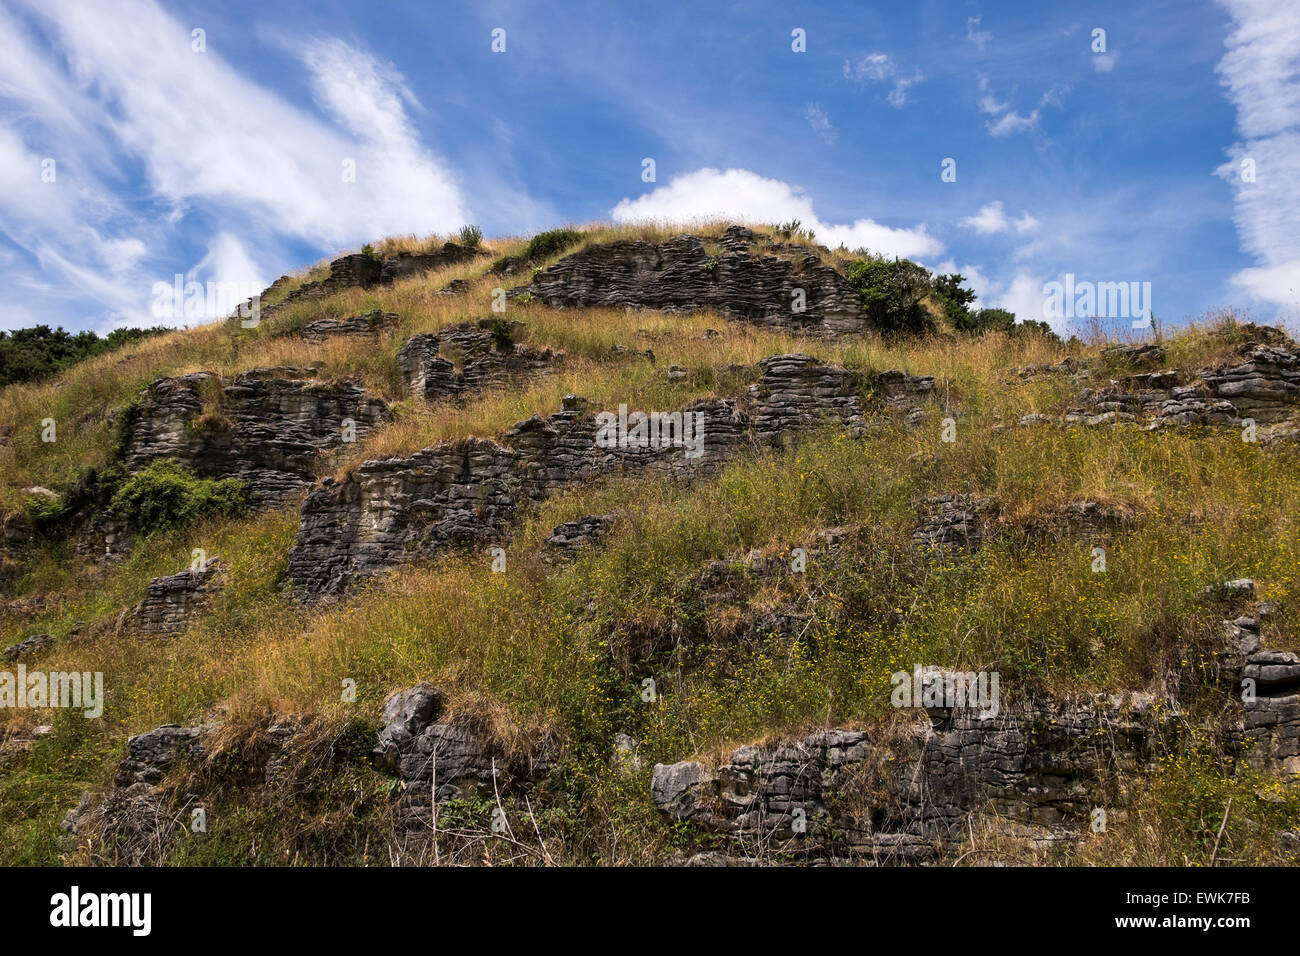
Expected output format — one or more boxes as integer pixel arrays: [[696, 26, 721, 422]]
[[360, 243, 379, 260], [522, 228, 582, 262], [845, 258, 934, 334], [458, 224, 483, 249], [108, 460, 247, 537]]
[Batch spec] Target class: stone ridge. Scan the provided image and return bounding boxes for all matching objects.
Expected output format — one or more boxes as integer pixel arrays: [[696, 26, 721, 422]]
[[514, 227, 871, 335], [121, 367, 392, 508], [1022, 340, 1300, 432], [259, 242, 485, 320], [396, 320, 560, 401], [650, 696, 1164, 861], [287, 353, 919, 597], [119, 560, 223, 636]]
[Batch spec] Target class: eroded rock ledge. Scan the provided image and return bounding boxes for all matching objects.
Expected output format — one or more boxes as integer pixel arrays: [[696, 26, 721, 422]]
[[514, 226, 870, 335], [287, 354, 927, 597], [121, 366, 391, 508], [396, 321, 560, 402]]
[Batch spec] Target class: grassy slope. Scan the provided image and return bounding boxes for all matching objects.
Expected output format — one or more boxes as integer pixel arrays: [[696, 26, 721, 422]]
[[0, 225, 1297, 865]]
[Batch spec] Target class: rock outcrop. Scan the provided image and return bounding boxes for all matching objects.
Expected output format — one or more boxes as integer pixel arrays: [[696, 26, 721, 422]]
[[650, 695, 1165, 861], [1023, 340, 1300, 432], [396, 321, 560, 402], [541, 514, 616, 563], [263, 243, 484, 319], [288, 353, 907, 597], [373, 683, 549, 827], [1, 632, 52, 661], [121, 367, 391, 508], [515, 228, 871, 335], [120, 560, 223, 636], [300, 310, 398, 343]]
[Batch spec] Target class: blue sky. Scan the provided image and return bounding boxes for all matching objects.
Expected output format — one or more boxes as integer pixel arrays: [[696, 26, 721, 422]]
[[0, 0, 1296, 334]]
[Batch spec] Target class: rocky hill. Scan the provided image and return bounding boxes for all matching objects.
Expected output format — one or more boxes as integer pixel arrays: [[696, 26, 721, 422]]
[[0, 223, 1296, 867]]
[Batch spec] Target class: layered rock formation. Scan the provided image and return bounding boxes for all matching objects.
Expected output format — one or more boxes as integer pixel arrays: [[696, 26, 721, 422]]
[[1022, 340, 1300, 431], [288, 353, 915, 597], [396, 321, 560, 402], [373, 683, 550, 827], [262, 242, 484, 319], [515, 227, 871, 335], [650, 695, 1164, 862], [121, 367, 391, 508], [300, 310, 398, 344], [120, 560, 223, 636], [541, 514, 616, 563]]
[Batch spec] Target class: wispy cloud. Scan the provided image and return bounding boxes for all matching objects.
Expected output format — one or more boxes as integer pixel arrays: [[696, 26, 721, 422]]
[[803, 102, 837, 144], [967, 17, 993, 50], [843, 52, 925, 107], [960, 201, 1039, 235], [0, 0, 469, 330], [1213, 0, 1300, 319]]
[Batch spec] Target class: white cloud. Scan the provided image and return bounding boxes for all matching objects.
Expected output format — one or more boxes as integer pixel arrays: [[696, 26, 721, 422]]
[[1092, 51, 1119, 73], [967, 17, 993, 50], [987, 110, 1040, 137], [803, 103, 837, 144], [1214, 0, 1300, 317], [0, 0, 470, 329], [960, 201, 1039, 235], [610, 168, 943, 259], [843, 52, 924, 107]]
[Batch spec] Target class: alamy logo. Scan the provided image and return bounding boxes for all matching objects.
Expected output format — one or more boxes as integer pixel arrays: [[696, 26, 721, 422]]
[[891, 665, 1000, 718], [1042, 273, 1151, 325], [151, 274, 261, 326], [0, 666, 103, 718], [50, 886, 151, 936], [595, 405, 705, 459]]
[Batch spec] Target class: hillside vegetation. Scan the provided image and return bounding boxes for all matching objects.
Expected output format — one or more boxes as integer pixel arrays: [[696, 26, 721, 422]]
[[0, 223, 1296, 867]]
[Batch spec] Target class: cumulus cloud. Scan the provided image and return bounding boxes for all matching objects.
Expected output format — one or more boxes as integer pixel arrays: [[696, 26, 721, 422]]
[[1213, 0, 1300, 319], [960, 201, 1039, 235], [610, 168, 943, 259], [843, 52, 925, 107]]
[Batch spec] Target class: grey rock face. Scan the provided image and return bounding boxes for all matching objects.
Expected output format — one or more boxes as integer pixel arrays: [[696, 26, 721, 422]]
[[121, 560, 223, 636], [1, 633, 52, 661], [515, 231, 871, 335], [650, 697, 1165, 858], [121, 366, 391, 508], [373, 683, 549, 826], [301, 310, 398, 343], [113, 724, 209, 788], [542, 514, 616, 563], [396, 321, 560, 402], [1045, 341, 1300, 430], [288, 353, 894, 597], [912, 494, 997, 552], [1220, 614, 1300, 775], [263, 243, 484, 319]]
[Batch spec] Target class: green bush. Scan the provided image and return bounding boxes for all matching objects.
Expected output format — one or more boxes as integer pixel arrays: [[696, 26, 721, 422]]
[[458, 224, 483, 249], [845, 258, 934, 334], [108, 460, 247, 536], [522, 228, 582, 262]]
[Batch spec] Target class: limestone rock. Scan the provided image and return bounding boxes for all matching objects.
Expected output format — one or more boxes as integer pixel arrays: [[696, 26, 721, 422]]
[[300, 310, 398, 343], [1, 633, 53, 661], [515, 231, 872, 335], [121, 560, 223, 636]]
